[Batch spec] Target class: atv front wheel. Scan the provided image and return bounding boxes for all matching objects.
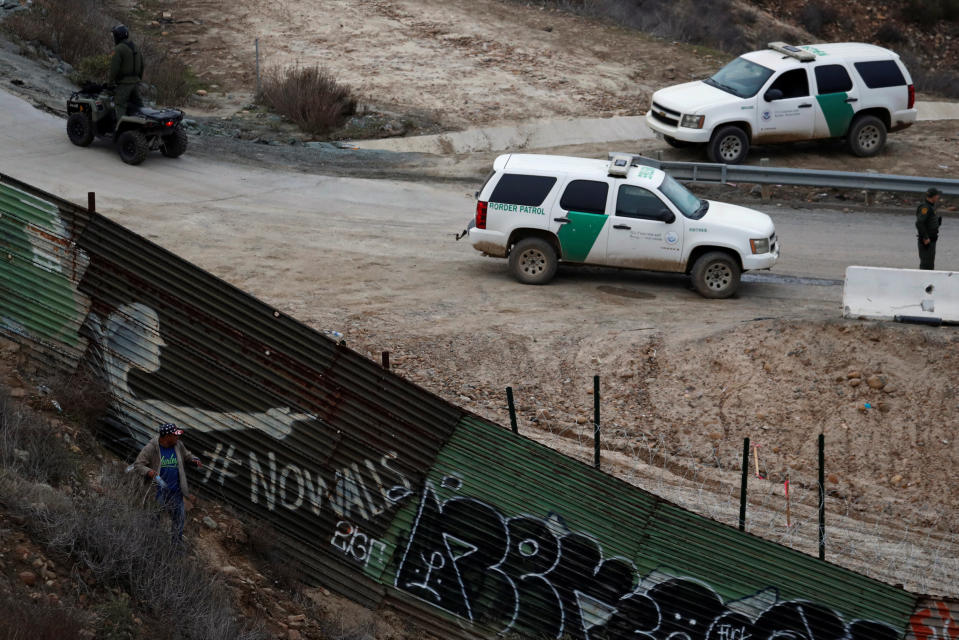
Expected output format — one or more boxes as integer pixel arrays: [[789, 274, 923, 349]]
[[160, 127, 188, 158], [67, 113, 94, 147], [118, 130, 148, 165]]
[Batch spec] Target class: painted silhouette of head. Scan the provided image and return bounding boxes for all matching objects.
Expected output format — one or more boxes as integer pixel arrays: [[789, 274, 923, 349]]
[[104, 303, 166, 373]]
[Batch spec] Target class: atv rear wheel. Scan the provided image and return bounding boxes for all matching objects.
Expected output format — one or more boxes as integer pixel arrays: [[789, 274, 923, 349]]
[[67, 113, 94, 147], [118, 130, 148, 165], [160, 127, 188, 158]]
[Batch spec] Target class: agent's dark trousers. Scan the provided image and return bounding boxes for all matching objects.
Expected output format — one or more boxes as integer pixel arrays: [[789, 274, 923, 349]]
[[918, 239, 937, 270], [114, 82, 142, 119]]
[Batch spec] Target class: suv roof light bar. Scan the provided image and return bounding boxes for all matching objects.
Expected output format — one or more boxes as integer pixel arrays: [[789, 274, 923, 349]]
[[768, 42, 816, 62]]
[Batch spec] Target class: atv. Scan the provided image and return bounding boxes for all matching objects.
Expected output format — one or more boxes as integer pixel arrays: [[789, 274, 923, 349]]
[[66, 83, 187, 165]]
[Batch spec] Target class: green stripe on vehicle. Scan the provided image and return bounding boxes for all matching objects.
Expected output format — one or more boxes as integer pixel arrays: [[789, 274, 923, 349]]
[[556, 211, 607, 262], [816, 92, 855, 137]]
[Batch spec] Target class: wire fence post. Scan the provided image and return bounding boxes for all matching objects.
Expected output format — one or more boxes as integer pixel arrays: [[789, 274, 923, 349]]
[[255, 37, 260, 98], [818, 433, 826, 560], [506, 387, 518, 434], [739, 436, 750, 531], [593, 375, 600, 469]]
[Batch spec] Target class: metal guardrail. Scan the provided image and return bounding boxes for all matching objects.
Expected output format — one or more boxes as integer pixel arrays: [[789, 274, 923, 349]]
[[612, 153, 959, 196]]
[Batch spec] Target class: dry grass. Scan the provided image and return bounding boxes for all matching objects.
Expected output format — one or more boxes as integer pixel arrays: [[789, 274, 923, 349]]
[[0, 389, 80, 486], [257, 65, 357, 135], [3, 0, 197, 104], [0, 595, 90, 640]]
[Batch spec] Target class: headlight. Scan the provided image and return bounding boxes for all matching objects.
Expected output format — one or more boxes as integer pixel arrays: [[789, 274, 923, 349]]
[[750, 238, 770, 254], [681, 114, 705, 129]]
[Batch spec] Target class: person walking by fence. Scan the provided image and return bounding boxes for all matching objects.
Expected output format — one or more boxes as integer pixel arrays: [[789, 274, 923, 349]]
[[916, 187, 942, 270], [134, 422, 201, 544]]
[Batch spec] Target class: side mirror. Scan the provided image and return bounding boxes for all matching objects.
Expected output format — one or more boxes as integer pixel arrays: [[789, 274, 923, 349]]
[[764, 88, 783, 102], [660, 209, 676, 224]]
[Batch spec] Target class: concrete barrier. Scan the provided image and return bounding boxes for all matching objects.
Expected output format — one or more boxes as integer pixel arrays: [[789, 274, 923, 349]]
[[843, 266, 959, 322]]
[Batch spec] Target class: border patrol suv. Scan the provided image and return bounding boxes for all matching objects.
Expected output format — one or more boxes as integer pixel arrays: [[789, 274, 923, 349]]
[[646, 42, 916, 164], [465, 153, 779, 298]]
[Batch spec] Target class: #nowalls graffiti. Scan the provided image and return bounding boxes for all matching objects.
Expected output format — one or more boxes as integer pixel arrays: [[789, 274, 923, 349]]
[[394, 480, 901, 640]]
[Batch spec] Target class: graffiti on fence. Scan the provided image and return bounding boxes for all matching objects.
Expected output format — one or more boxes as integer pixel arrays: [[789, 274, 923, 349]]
[[910, 600, 959, 640], [395, 479, 901, 640]]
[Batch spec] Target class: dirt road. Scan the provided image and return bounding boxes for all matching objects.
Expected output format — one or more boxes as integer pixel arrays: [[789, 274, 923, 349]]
[[3, 85, 958, 593]]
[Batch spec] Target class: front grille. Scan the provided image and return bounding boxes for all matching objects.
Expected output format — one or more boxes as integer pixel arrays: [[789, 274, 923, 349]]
[[650, 102, 680, 127]]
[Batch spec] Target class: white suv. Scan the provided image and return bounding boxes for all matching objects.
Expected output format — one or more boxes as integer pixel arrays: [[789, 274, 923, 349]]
[[645, 42, 917, 164], [464, 153, 779, 298]]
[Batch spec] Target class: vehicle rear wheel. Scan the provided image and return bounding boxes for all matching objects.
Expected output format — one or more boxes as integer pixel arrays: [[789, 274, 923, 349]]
[[707, 125, 749, 164], [664, 135, 692, 149], [160, 127, 188, 158], [691, 251, 741, 299], [66, 113, 94, 147], [509, 237, 558, 285], [117, 130, 148, 165], [847, 115, 886, 157]]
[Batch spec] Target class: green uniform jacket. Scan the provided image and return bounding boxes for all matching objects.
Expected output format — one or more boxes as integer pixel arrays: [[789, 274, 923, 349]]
[[916, 199, 941, 242], [109, 40, 144, 85]]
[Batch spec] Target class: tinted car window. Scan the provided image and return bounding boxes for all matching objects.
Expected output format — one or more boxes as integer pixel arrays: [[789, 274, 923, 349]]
[[489, 174, 557, 207], [560, 180, 609, 215], [854, 60, 906, 88], [769, 69, 809, 99], [705, 57, 774, 98], [815, 64, 853, 94], [616, 185, 668, 219]]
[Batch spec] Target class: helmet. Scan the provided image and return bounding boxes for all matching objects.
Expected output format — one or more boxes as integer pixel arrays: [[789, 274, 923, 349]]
[[111, 24, 129, 45]]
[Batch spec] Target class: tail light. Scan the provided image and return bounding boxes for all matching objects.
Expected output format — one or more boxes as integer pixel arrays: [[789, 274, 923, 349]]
[[165, 120, 174, 127], [908, 84, 915, 109], [476, 200, 488, 229]]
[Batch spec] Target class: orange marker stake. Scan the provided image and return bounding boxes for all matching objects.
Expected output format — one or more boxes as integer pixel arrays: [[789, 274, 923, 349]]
[[752, 443, 764, 479]]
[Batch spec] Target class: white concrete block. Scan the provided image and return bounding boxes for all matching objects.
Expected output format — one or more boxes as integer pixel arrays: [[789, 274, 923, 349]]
[[843, 266, 959, 322]]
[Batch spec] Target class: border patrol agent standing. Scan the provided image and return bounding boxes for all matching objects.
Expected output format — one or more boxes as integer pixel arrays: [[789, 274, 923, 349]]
[[108, 24, 144, 122], [916, 187, 942, 270]]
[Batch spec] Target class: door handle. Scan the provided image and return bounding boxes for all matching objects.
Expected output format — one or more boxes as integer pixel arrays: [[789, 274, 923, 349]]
[[798, 103, 812, 108], [613, 224, 631, 230], [553, 217, 570, 223], [844, 97, 858, 103]]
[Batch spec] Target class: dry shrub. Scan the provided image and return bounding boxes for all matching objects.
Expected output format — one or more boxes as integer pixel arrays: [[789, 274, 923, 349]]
[[799, 2, 838, 36], [139, 36, 198, 105], [3, 0, 114, 65], [0, 594, 89, 640], [0, 468, 265, 640], [0, 389, 79, 486], [47, 366, 110, 435], [257, 65, 357, 135], [508, 0, 745, 52], [905, 0, 959, 25]]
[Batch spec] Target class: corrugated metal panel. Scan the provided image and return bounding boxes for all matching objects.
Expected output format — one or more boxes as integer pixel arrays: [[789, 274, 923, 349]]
[[906, 598, 959, 640], [0, 180, 91, 370], [376, 416, 919, 639], [0, 173, 465, 607], [2, 174, 943, 640]]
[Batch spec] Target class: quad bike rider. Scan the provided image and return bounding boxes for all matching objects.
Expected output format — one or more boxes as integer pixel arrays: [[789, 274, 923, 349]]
[[65, 24, 188, 165]]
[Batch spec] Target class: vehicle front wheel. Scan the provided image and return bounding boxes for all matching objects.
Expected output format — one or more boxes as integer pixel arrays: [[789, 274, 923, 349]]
[[707, 125, 749, 164], [847, 115, 886, 157], [160, 127, 188, 158], [66, 113, 94, 147], [690, 251, 741, 299], [664, 135, 692, 148], [117, 130, 148, 165], [509, 237, 558, 285]]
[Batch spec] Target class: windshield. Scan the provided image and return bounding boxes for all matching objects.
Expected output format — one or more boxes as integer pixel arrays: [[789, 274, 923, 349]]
[[660, 175, 708, 220], [704, 57, 774, 98]]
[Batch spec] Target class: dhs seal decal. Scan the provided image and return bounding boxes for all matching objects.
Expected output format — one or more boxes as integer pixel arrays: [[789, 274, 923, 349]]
[[665, 231, 679, 244]]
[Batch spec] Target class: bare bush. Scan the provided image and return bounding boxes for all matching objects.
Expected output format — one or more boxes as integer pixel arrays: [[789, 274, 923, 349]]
[[243, 518, 305, 592], [900, 50, 959, 98], [0, 468, 265, 640], [139, 37, 198, 105], [47, 367, 110, 434], [800, 2, 838, 36], [875, 23, 908, 44], [0, 389, 80, 486], [3, 0, 114, 65], [0, 594, 90, 640], [257, 65, 357, 135], [905, 0, 959, 25], [507, 0, 745, 52]]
